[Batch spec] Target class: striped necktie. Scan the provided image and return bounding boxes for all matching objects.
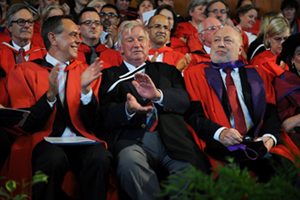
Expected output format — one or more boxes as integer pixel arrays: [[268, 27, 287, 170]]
[[58, 63, 67, 104], [57, 63, 76, 137]]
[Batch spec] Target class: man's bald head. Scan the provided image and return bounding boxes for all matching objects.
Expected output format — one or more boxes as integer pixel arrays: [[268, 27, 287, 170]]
[[210, 26, 243, 63]]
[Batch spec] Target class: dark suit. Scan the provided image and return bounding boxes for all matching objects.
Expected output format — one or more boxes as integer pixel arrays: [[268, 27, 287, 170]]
[[84, 60, 210, 199], [184, 62, 297, 182], [95, 61, 209, 171]]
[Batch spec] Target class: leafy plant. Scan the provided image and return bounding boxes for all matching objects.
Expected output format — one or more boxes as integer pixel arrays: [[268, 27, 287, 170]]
[[159, 158, 300, 200], [0, 171, 48, 200]]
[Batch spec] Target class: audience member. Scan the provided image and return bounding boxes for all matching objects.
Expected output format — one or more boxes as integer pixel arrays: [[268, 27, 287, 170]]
[[234, 4, 259, 45], [0, 3, 46, 103], [274, 33, 300, 148], [0, 0, 9, 31], [205, 0, 249, 58], [99, 4, 120, 49], [77, 7, 122, 68], [155, 4, 189, 54], [136, 0, 155, 24], [147, 14, 190, 71], [281, 0, 300, 35], [85, 20, 210, 200], [40, 3, 66, 26], [6, 15, 112, 200], [187, 17, 221, 65], [184, 25, 298, 183], [115, 0, 137, 25], [205, 0, 231, 26], [87, 0, 106, 13], [156, 0, 184, 23], [234, 0, 260, 37], [250, 17, 290, 80], [66, 0, 88, 24], [247, 11, 283, 61], [174, 0, 207, 43]]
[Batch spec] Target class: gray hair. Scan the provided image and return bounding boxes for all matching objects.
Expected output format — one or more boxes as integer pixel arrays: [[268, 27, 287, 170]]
[[40, 4, 66, 27], [5, 3, 33, 37], [117, 20, 149, 48], [87, 0, 107, 8], [187, 0, 208, 18]]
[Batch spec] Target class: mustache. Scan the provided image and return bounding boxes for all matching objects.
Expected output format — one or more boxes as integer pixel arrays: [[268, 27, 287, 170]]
[[103, 19, 112, 30]]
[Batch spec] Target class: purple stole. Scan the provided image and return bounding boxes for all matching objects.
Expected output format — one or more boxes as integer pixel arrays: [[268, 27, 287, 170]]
[[202, 60, 266, 138]]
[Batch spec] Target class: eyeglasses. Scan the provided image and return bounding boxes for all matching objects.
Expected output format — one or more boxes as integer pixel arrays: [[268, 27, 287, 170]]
[[11, 19, 35, 26], [209, 9, 227, 15], [148, 24, 169, 31], [201, 25, 223, 32], [272, 36, 288, 43], [81, 20, 102, 27], [99, 12, 118, 18]]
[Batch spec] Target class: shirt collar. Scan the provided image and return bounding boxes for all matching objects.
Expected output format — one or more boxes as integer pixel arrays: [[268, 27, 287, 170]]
[[12, 41, 31, 52], [203, 45, 211, 54], [45, 53, 70, 69], [123, 60, 146, 72]]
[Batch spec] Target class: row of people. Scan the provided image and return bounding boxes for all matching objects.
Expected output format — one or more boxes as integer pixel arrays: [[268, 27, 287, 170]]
[[1, 2, 300, 200]]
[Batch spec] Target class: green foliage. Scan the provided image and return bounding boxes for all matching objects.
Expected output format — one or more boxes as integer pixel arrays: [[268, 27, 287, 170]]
[[0, 171, 48, 200], [160, 158, 300, 200]]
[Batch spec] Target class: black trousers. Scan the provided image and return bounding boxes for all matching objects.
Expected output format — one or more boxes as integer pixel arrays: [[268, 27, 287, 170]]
[[0, 127, 14, 169], [32, 140, 112, 200]]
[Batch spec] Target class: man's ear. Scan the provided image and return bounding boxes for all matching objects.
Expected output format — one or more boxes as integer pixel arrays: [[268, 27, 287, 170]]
[[48, 32, 57, 46], [238, 44, 244, 55], [198, 32, 204, 42]]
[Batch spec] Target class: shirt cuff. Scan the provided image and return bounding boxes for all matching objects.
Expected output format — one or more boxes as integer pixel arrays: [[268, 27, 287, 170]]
[[262, 133, 277, 147], [46, 97, 57, 109], [152, 89, 163, 106], [125, 104, 136, 120], [81, 88, 93, 105], [214, 127, 227, 141]]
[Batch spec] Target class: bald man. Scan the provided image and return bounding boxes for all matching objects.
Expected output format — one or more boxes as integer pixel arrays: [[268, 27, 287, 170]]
[[186, 17, 222, 67], [184, 26, 297, 182]]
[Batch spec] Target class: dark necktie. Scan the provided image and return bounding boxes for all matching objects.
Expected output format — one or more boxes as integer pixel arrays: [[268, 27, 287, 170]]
[[17, 47, 26, 63], [224, 69, 247, 135], [146, 101, 158, 132]]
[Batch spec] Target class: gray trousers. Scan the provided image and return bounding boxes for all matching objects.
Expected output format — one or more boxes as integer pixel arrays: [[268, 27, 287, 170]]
[[117, 131, 191, 200]]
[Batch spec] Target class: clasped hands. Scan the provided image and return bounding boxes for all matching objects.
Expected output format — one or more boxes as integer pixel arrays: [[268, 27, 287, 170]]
[[126, 73, 161, 115], [219, 128, 274, 152], [47, 58, 103, 102]]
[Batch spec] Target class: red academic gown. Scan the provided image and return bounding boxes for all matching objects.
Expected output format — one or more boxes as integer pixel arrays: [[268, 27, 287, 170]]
[[0, 28, 45, 48], [2, 59, 108, 198], [169, 36, 190, 54], [250, 50, 289, 81], [184, 62, 300, 167], [0, 42, 46, 106], [77, 43, 123, 69], [148, 46, 184, 67], [174, 22, 197, 39]]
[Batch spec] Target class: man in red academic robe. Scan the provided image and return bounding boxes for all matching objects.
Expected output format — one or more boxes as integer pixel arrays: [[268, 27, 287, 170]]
[[4, 15, 112, 200], [184, 26, 298, 182], [77, 7, 122, 69], [0, 4, 46, 107], [147, 14, 191, 72], [186, 17, 222, 69]]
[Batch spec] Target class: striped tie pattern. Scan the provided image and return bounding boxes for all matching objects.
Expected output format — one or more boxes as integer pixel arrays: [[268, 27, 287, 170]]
[[57, 63, 76, 137], [146, 102, 158, 132], [58, 64, 66, 104]]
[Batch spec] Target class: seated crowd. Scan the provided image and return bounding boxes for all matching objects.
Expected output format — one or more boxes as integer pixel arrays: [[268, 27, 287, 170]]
[[1, 0, 300, 199]]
